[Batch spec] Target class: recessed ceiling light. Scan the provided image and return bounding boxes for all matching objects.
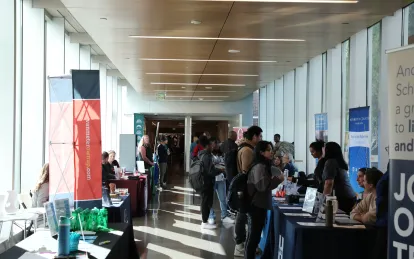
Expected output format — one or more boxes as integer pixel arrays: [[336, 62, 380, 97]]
[[142, 58, 277, 63], [129, 35, 305, 42], [181, 86, 186, 89], [200, 0, 357, 2], [100, 17, 107, 20], [205, 87, 213, 89], [146, 72, 259, 77], [190, 20, 202, 25], [125, 57, 130, 60], [342, 22, 350, 25], [199, 98, 204, 100], [228, 49, 241, 53], [151, 82, 245, 86]]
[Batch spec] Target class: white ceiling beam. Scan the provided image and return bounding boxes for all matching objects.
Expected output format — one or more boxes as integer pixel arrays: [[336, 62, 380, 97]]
[[107, 69, 123, 78], [118, 79, 132, 87], [91, 55, 111, 64], [68, 32, 95, 45], [32, 0, 65, 8]]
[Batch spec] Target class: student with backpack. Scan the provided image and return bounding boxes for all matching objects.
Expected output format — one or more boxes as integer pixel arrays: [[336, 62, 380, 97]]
[[193, 136, 224, 229], [233, 126, 263, 257], [245, 141, 284, 259]]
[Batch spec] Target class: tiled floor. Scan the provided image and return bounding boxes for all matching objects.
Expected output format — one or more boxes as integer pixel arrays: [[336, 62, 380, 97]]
[[133, 164, 236, 259]]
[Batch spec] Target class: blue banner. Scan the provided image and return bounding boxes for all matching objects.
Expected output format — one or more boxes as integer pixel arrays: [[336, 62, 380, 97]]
[[315, 113, 328, 142], [348, 107, 370, 193]]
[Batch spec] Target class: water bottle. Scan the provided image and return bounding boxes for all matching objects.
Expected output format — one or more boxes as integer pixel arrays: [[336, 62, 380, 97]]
[[58, 216, 70, 256], [325, 200, 334, 227]]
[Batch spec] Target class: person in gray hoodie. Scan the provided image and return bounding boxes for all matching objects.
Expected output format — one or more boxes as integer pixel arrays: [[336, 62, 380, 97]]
[[198, 136, 224, 230], [245, 141, 284, 259]]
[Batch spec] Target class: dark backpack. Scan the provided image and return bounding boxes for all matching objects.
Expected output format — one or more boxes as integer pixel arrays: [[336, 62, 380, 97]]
[[188, 154, 206, 192], [225, 143, 253, 181]]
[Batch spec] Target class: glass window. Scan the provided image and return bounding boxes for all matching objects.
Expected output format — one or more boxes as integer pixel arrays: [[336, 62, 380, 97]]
[[341, 40, 350, 162], [367, 23, 381, 168], [252, 90, 259, 126], [322, 52, 328, 112], [403, 3, 414, 45]]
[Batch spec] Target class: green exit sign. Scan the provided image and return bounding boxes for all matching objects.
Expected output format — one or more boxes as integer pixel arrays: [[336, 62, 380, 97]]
[[155, 92, 166, 100]]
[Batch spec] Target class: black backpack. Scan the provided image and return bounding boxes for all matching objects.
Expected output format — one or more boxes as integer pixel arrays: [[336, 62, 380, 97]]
[[188, 154, 206, 192], [225, 143, 253, 181]]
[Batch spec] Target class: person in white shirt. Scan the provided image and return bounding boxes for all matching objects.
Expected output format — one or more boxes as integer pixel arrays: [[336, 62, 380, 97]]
[[32, 163, 49, 208], [208, 138, 235, 225]]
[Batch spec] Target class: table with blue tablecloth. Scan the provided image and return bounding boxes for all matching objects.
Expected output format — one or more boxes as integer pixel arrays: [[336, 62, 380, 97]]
[[104, 194, 131, 225], [263, 199, 377, 259]]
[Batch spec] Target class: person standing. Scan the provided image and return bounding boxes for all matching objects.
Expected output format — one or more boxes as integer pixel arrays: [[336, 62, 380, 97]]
[[190, 136, 198, 157], [157, 135, 169, 190], [309, 141, 326, 192], [234, 126, 262, 257], [138, 135, 154, 170], [221, 131, 238, 183], [322, 142, 356, 214], [198, 136, 224, 229], [273, 134, 281, 149], [245, 141, 284, 259]]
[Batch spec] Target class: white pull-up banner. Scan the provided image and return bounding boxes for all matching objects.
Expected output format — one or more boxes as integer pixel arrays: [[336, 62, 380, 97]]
[[387, 45, 414, 259]]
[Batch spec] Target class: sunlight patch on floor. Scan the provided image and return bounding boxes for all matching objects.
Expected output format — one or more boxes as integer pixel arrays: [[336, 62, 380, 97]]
[[134, 226, 226, 256], [173, 219, 217, 236], [163, 190, 200, 197], [147, 243, 204, 259], [170, 202, 200, 211], [172, 186, 196, 192]]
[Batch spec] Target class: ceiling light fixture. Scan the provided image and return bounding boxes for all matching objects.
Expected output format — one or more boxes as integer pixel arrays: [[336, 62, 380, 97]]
[[151, 82, 245, 86], [205, 87, 213, 89], [181, 86, 186, 89], [200, 0, 357, 2], [142, 58, 277, 63], [129, 35, 305, 42], [146, 72, 259, 77], [190, 20, 202, 25], [228, 49, 241, 53], [199, 98, 204, 100], [100, 17, 108, 20]]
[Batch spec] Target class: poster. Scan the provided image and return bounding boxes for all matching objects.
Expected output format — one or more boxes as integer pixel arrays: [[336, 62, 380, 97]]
[[348, 107, 370, 193], [134, 113, 145, 142], [314, 113, 328, 142], [233, 127, 248, 142], [386, 46, 414, 259]]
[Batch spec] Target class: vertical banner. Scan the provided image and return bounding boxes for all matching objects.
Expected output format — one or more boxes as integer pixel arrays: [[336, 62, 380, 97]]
[[387, 47, 414, 259], [72, 70, 102, 209], [348, 107, 370, 193], [314, 113, 328, 142], [134, 113, 145, 157], [49, 76, 75, 204]]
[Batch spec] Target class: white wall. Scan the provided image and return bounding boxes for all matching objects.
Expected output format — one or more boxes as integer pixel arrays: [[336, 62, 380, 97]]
[[294, 64, 308, 171], [21, 2, 45, 192], [327, 44, 342, 144], [64, 34, 80, 74], [283, 71, 295, 143], [80, 45, 91, 69]]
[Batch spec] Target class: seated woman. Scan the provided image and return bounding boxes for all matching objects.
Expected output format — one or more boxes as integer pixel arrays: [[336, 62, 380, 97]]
[[108, 150, 120, 169], [32, 163, 49, 208], [273, 155, 284, 172], [245, 141, 284, 259], [282, 153, 297, 177], [351, 168, 383, 225]]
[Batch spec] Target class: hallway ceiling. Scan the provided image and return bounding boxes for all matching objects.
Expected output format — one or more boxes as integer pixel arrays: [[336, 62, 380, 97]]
[[60, 0, 406, 101]]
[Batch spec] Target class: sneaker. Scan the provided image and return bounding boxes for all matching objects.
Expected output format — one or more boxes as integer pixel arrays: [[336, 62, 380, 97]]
[[234, 243, 245, 257], [208, 218, 216, 225], [157, 186, 163, 192], [201, 222, 217, 229], [222, 216, 235, 224]]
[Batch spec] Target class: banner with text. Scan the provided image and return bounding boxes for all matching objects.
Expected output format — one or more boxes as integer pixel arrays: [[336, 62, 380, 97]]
[[387, 46, 414, 259], [314, 113, 328, 142], [134, 114, 145, 157], [348, 107, 370, 193]]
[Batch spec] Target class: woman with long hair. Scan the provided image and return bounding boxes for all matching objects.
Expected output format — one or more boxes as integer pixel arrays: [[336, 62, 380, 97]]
[[273, 155, 284, 172], [108, 150, 120, 168], [322, 142, 356, 214], [32, 163, 50, 207], [138, 135, 154, 170], [245, 141, 284, 259], [309, 140, 326, 192]]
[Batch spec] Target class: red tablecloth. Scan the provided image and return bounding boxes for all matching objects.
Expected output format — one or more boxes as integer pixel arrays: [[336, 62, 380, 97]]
[[108, 179, 139, 217]]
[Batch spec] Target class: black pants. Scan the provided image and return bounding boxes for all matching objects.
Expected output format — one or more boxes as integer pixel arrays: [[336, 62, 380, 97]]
[[372, 227, 387, 259], [245, 205, 267, 259], [200, 185, 214, 223], [234, 212, 247, 245]]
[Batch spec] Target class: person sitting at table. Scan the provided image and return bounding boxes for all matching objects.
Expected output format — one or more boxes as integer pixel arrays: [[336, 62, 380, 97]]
[[246, 141, 284, 259], [108, 150, 120, 170], [351, 168, 383, 225], [282, 153, 297, 177], [102, 151, 116, 184], [322, 142, 356, 214], [273, 155, 284, 172], [138, 135, 154, 170], [356, 167, 369, 202], [309, 140, 326, 192], [32, 163, 49, 208]]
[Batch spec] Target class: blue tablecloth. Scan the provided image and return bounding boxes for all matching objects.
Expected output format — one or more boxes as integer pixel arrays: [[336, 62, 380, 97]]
[[270, 200, 377, 259], [104, 194, 131, 225]]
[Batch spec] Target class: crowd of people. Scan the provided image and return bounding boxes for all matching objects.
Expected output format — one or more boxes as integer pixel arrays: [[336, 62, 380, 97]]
[[189, 125, 390, 259]]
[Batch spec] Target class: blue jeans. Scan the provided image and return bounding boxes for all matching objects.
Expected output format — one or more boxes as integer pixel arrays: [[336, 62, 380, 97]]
[[209, 180, 229, 220]]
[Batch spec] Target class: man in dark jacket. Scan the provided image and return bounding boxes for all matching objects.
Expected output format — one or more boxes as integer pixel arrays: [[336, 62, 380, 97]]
[[198, 136, 223, 230], [221, 131, 238, 183]]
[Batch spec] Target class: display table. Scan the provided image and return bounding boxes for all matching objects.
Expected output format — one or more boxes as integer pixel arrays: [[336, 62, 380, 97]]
[[0, 223, 139, 259], [270, 200, 376, 259], [108, 179, 139, 217], [103, 194, 131, 224]]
